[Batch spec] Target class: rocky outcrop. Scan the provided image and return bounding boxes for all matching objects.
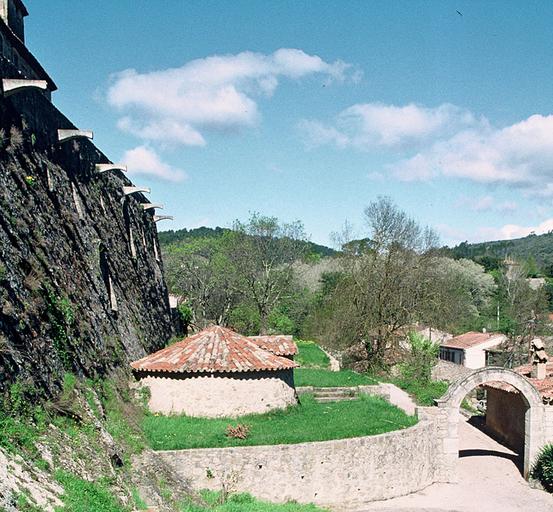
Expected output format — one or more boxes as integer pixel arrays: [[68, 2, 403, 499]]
[[0, 57, 173, 396]]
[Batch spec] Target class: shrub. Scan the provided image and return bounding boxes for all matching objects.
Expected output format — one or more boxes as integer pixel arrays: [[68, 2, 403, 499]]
[[177, 303, 193, 333], [400, 331, 439, 383], [225, 424, 250, 440], [532, 444, 553, 491], [24, 176, 36, 187]]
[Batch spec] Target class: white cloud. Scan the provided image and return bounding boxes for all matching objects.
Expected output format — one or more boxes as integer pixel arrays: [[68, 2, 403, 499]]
[[439, 218, 553, 245], [300, 102, 478, 150], [122, 146, 187, 182], [303, 101, 553, 198], [497, 201, 518, 212], [108, 49, 356, 147], [391, 114, 553, 193], [479, 219, 553, 241], [455, 195, 517, 213]]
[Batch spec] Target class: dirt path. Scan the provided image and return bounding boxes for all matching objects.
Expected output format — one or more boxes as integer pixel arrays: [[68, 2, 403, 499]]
[[347, 417, 553, 512]]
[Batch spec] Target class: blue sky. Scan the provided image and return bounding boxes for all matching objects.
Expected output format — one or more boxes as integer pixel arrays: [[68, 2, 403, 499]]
[[24, 0, 553, 246]]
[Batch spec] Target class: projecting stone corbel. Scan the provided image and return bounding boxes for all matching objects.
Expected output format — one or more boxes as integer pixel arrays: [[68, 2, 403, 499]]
[[153, 215, 174, 222], [142, 203, 163, 211], [57, 129, 93, 143], [96, 164, 127, 174], [2, 79, 48, 97], [123, 186, 151, 196]]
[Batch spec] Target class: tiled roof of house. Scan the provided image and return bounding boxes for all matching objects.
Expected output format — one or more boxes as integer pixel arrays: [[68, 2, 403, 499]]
[[440, 331, 506, 350], [485, 362, 553, 401], [131, 325, 298, 374], [249, 335, 298, 356]]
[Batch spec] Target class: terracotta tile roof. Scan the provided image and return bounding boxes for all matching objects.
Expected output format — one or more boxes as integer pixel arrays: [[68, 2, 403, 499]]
[[440, 331, 506, 350], [485, 363, 553, 401], [249, 335, 298, 356], [131, 325, 298, 374]]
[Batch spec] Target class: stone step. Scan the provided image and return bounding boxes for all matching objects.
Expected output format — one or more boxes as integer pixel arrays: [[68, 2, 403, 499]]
[[311, 387, 357, 393], [313, 391, 359, 397], [314, 396, 358, 403]]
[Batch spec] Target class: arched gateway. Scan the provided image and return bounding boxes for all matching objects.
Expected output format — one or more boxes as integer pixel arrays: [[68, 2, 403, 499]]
[[435, 367, 545, 478]]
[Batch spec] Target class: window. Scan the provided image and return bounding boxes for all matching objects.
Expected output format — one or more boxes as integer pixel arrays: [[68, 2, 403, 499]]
[[439, 347, 464, 365]]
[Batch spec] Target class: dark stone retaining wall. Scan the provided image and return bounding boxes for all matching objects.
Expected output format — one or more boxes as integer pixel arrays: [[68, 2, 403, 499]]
[[0, 57, 173, 395]]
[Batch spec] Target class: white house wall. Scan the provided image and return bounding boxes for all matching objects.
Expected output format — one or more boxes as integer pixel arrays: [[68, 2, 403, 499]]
[[463, 336, 506, 369], [138, 370, 297, 418]]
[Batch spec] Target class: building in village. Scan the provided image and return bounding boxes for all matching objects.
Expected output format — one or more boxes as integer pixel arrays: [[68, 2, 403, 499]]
[[131, 325, 299, 417], [484, 339, 551, 454], [0, 0, 56, 98], [439, 331, 507, 369]]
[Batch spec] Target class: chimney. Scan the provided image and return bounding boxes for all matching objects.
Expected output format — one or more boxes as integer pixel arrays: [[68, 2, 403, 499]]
[[533, 362, 547, 380], [531, 338, 548, 380]]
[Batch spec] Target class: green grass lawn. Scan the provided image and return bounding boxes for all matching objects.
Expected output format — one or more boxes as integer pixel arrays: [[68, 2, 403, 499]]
[[181, 491, 326, 512], [143, 394, 417, 451], [294, 368, 376, 387], [293, 339, 376, 387], [390, 378, 449, 406], [295, 340, 330, 368]]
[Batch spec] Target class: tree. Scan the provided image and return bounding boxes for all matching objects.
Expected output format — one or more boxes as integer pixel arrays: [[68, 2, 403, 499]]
[[312, 197, 499, 368], [225, 213, 309, 334], [163, 237, 240, 327], [319, 197, 440, 363]]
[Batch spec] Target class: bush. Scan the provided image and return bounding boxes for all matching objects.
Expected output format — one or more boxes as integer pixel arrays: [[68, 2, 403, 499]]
[[532, 444, 553, 491], [400, 331, 439, 383], [225, 424, 250, 440]]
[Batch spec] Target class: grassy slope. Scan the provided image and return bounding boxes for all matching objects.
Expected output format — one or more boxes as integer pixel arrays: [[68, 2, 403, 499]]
[[142, 394, 416, 451], [293, 340, 375, 387], [294, 341, 330, 368], [294, 368, 376, 387], [389, 378, 449, 406]]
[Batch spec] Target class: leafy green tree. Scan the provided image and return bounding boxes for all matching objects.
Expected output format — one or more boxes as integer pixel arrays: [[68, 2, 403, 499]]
[[225, 213, 309, 334]]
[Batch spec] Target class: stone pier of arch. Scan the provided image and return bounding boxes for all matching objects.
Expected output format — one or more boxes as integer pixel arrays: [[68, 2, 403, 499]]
[[418, 367, 549, 483]]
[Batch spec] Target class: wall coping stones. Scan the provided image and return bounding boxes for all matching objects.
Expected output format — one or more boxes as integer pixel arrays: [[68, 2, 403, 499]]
[[95, 163, 127, 174], [2, 78, 48, 97], [57, 129, 93, 143], [123, 186, 151, 196], [142, 203, 163, 211]]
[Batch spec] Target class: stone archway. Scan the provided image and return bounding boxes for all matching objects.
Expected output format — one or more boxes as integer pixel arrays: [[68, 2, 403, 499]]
[[435, 367, 544, 479]]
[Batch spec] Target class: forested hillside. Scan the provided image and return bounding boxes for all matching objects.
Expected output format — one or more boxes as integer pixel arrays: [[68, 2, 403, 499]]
[[450, 232, 553, 275], [160, 201, 551, 369], [159, 226, 337, 258]]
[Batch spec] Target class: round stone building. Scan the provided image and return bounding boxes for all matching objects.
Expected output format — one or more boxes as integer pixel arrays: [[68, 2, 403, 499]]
[[131, 325, 298, 418]]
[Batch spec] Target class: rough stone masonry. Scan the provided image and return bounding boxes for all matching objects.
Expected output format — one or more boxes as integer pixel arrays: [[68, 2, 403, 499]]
[[0, 56, 174, 396]]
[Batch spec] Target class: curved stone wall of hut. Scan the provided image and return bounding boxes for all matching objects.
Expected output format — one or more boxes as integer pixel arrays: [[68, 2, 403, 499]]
[[135, 370, 297, 417]]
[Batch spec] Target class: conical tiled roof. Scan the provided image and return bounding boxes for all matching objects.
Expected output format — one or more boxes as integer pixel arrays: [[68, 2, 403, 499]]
[[250, 335, 298, 356], [131, 325, 298, 374]]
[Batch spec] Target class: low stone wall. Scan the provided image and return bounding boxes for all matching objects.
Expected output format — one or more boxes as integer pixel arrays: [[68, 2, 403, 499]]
[[157, 420, 441, 506], [432, 360, 472, 383]]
